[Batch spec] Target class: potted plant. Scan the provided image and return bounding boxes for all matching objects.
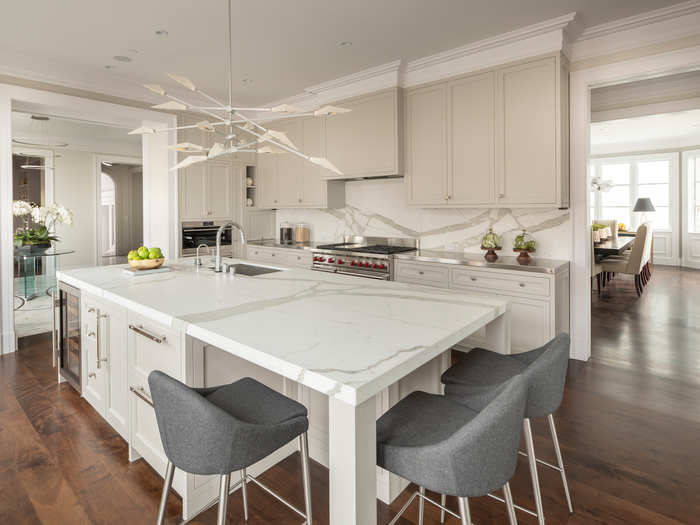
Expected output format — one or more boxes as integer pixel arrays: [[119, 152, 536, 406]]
[[513, 229, 536, 264], [480, 228, 502, 262], [13, 200, 73, 253]]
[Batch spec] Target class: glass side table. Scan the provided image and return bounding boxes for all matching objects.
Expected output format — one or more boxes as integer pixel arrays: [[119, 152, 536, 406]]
[[14, 247, 74, 301]]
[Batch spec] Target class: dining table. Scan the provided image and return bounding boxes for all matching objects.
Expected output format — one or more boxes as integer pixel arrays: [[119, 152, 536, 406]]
[[594, 236, 634, 257]]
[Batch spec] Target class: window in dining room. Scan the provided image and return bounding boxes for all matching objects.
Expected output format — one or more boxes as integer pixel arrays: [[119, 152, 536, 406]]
[[590, 153, 676, 232]]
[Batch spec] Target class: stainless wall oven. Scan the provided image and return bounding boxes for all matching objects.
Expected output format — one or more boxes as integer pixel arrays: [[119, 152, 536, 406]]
[[181, 221, 233, 257], [57, 281, 81, 392]]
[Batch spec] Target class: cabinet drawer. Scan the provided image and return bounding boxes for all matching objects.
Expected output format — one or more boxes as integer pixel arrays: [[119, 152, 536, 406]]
[[450, 267, 550, 297], [394, 261, 449, 288], [127, 314, 181, 394], [281, 251, 312, 268], [247, 247, 280, 263]]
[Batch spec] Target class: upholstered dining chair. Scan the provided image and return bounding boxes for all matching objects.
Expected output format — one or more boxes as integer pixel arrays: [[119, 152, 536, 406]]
[[600, 222, 652, 296]]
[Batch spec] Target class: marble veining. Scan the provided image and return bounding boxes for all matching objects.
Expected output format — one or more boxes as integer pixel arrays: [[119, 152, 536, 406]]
[[276, 178, 571, 259], [57, 259, 507, 405]]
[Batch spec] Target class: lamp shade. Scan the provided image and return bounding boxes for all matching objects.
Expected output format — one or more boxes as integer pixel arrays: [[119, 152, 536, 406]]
[[633, 198, 655, 212]]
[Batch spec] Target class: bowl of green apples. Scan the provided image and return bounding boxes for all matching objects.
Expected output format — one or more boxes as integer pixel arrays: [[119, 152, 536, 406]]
[[127, 246, 164, 270]]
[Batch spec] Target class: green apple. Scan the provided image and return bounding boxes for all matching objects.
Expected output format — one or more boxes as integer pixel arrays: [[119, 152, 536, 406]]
[[137, 246, 149, 259], [148, 247, 163, 260], [127, 250, 139, 260]]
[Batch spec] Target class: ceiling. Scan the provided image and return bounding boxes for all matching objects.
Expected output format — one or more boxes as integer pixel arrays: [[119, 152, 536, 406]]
[[0, 0, 683, 106], [591, 108, 700, 154]]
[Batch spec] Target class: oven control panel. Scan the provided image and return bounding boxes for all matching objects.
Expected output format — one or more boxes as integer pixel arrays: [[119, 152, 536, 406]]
[[311, 253, 390, 278]]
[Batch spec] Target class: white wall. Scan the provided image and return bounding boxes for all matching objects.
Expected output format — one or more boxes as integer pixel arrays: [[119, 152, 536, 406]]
[[277, 178, 571, 259], [53, 150, 96, 268]]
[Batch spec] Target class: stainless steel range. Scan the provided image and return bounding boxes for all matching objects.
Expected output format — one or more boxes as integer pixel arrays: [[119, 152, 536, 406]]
[[311, 236, 417, 280]]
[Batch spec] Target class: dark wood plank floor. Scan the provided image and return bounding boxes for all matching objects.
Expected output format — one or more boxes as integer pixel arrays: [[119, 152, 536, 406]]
[[2, 266, 700, 524]]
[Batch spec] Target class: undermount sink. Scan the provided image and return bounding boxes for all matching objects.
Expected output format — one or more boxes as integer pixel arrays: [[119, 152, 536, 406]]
[[229, 263, 281, 276]]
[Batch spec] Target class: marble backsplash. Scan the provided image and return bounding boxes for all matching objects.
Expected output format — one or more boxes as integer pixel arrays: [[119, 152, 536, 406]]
[[276, 178, 571, 260]]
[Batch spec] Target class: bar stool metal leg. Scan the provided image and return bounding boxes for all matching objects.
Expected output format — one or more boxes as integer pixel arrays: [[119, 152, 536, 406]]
[[241, 468, 249, 520], [458, 496, 472, 525], [217, 473, 231, 525], [523, 418, 545, 525], [503, 482, 517, 525], [300, 433, 313, 525], [440, 493, 447, 523], [418, 486, 425, 525], [548, 414, 573, 513], [156, 460, 174, 525]]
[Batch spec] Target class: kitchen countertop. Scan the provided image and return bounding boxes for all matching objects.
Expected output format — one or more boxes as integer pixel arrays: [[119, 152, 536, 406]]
[[247, 239, 321, 250], [395, 250, 569, 274], [57, 258, 507, 405]]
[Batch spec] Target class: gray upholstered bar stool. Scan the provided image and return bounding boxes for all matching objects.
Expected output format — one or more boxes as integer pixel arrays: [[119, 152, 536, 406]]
[[440, 333, 572, 525], [377, 375, 526, 525], [148, 371, 313, 525]]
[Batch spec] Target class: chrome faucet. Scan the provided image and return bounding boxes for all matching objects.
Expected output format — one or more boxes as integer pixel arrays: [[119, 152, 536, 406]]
[[195, 243, 210, 268], [214, 221, 246, 273]]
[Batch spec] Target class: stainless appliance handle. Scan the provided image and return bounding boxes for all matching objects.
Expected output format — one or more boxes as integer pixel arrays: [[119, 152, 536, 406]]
[[336, 270, 391, 280], [130, 385, 154, 407], [129, 324, 166, 344]]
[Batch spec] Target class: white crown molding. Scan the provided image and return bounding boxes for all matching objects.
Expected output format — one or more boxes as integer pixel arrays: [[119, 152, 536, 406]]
[[305, 60, 403, 96], [578, 0, 700, 41], [405, 12, 575, 75]]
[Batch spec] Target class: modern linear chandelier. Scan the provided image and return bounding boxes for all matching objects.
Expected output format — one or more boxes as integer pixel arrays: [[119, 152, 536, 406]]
[[128, 0, 349, 175]]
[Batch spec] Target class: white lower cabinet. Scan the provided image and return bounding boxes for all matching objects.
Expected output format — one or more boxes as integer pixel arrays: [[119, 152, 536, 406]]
[[81, 294, 129, 440], [246, 245, 313, 268], [394, 260, 569, 353]]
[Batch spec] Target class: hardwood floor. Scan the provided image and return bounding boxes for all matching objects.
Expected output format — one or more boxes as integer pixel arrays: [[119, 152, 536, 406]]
[[2, 266, 699, 524]]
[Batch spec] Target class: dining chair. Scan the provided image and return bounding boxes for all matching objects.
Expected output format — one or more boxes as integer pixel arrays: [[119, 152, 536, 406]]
[[591, 234, 603, 292], [600, 222, 652, 296]]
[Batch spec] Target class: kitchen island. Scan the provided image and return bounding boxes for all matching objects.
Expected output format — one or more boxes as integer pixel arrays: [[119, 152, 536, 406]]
[[57, 258, 510, 525]]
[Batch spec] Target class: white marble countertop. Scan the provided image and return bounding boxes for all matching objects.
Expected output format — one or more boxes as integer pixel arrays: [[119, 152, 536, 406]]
[[58, 259, 508, 405]]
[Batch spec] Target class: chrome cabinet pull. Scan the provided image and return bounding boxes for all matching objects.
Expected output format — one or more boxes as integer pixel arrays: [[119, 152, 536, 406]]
[[130, 385, 154, 407], [129, 324, 166, 344], [96, 309, 109, 369]]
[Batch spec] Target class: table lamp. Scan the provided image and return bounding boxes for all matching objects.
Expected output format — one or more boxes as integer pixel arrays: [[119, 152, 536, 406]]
[[633, 197, 655, 225]]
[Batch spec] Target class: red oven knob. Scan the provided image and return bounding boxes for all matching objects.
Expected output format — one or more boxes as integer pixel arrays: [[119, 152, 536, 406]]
[[319, 257, 326, 262], [372, 263, 379, 269], [350, 261, 356, 266], [337, 259, 344, 265], [328, 258, 335, 263], [362, 261, 370, 268], [313, 256, 319, 262], [379, 263, 386, 269]]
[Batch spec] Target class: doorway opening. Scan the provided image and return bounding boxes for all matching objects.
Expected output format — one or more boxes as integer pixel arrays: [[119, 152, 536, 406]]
[[97, 160, 143, 266]]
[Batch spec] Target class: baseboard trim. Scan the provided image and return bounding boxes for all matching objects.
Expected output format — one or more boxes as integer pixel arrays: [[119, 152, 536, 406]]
[[1, 329, 17, 354]]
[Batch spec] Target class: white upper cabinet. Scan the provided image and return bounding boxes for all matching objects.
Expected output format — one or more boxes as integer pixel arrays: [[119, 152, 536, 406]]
[[406, 54, 568, 208], [325, 88, 403, 179], [179, 162, 234, 220], [406, 84, 448, 205], [256, 116, 344, 209], [449, 71, 495, 205], [496, 56, 558, 206]]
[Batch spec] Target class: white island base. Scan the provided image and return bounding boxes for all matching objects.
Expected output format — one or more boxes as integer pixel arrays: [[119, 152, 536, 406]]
[[57, 260, 510, 524]]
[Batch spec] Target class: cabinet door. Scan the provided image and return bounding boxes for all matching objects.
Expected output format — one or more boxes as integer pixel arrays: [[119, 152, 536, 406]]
[[274, 120, 304, 207], [82, 299, 107, 415], [206, 163, 233, 219], [497, 57, 557, 205], [406, 84, 448, 205], [104, 304, 128, 440], [257, 152, 279, 208], [179, 164, 207, 219], [325, 89, 399, 178], [301, 117, 327, 207], [449, 72, 495, 205]]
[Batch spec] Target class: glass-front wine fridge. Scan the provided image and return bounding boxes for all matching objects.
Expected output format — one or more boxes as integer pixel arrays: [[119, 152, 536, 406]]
[[57, 281, 81, 392]]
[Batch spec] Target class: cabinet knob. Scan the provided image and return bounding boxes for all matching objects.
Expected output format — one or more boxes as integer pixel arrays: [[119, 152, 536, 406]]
[[470, 277, 477, 281], [298, 198, 302, 203], [447, 195, 452, 200], [519, 283, 525, 287], [418, 271, 424, 275], [497, 193, 505, 198]]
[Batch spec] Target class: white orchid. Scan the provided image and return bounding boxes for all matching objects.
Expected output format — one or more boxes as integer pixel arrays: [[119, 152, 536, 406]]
[[12, 200, 33, 217]]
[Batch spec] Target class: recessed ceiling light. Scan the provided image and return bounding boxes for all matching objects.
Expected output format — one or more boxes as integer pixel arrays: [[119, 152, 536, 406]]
[[155, 29, 168, 36], [241, 78, 253, 84], [339, 41, 353, 47], [113, 55, 132, 62]]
